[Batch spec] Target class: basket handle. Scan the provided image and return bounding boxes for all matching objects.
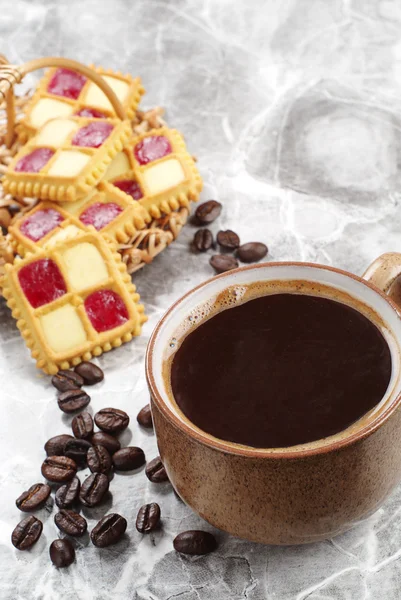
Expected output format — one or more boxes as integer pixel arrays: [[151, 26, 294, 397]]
[[0, 57, 127, 148]]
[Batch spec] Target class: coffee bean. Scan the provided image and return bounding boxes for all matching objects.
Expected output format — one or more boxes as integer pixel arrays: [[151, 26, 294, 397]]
[[145, 456, 169, 483], [44, 434, 74, 456], [41, 456, 77, 483], [74, 362, 104, 386], [55, 477, 80, 509], [11, 516, 43, 550], [173, 530, 217, 555], [90, 432, 121, 455], [65, 439, 91, 466], [49, 539, 75, 568], [79, 473, 109, 507], [52, 370, 84, 392], [16, 483, 51, 512], [237, 242, 268, 263], [195, 200, 222, 225], [210, 254, 239, 273], [193, 228, 213, 252], [87, 445, 112, 474], [217, 229, 240, 250], [72, 412, 94, 440], [137, 404, 153, 429], [136, 503, 161, 534], [90, 513, 127, 547], [55, 510, 87, 537], [94, 408, 129, 434], [58, 389, 90, 414], [112, 447, 145, 471]]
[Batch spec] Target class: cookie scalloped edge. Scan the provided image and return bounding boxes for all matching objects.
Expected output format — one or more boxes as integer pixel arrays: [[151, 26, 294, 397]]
[[4, 120, 133, 203], [0, 235, 147, 374]]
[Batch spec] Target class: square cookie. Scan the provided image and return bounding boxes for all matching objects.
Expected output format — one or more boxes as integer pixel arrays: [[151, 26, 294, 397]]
[[1, 232, 146, 374], [9, 186, 151, 256], [4, 116, 132, 202], [17, 65, 145, 143], [100, 127, 203, 219]]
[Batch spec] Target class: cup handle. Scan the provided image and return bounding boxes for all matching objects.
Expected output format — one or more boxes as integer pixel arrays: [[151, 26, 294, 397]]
[[363, 253, 401, 307]]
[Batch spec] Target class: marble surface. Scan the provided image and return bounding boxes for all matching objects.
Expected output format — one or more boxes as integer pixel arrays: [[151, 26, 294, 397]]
[[2, 0, 401, 597]]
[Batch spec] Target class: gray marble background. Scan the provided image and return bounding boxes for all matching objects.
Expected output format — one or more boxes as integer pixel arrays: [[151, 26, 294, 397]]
[[1, 0, 401, 598]]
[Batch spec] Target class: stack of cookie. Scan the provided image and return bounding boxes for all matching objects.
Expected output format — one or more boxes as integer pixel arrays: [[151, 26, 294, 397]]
[[0, 65, 202, 374]]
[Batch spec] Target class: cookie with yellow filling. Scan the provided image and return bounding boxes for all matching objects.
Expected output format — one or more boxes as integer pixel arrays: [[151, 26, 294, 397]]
[[17, 65, 145, 143], [9, 186, 151, 256], [100, 127, 203, 219], [1, 230, 147, 374], [4, 116, 132, 202]]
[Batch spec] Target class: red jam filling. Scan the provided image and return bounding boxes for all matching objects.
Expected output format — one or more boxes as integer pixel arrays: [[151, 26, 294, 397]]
[[18, 259, 67, 308], [113, 180, 143, 200], [47, 68, 87, 100], [74, 108, 108, 119], [72, 122, 114, 148], [85, 290, 129, 332], [15, 148, 54, 173], [79, 202, 123, 230], [134, 136, 172, 165], [20, 209, 64, 242]]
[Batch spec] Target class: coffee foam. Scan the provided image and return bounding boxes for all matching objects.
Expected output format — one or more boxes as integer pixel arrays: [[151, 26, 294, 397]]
[[163, 278, 389, 365]]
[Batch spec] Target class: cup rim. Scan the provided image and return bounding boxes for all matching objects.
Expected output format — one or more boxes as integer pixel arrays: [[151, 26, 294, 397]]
[[146, 261, 401, 459]]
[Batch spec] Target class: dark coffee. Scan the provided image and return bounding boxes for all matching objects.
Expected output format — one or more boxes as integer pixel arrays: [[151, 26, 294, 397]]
[[171, 293, 392, 448]]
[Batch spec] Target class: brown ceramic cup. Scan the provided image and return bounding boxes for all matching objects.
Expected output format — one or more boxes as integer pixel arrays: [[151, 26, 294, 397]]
[[146, 254, 401, 545]]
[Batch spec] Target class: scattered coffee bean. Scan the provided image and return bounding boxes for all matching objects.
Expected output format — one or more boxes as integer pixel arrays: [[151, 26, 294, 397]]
[[195, 200, 222, 225], [11, 516, 43, 550], [87, 445, 112, 474], [55, 477, 80, 509], [79, 473, 109, 507], [112, 447, 145, 471], [137, 404, 153, 429], [217, 229, 240, 250], [55, 510, 87, 537], [145, 456, 169, 483], [16, 483, 51, 512], [193, 228, 213, 252], [41, 456, 77, 483], [49, 538, 75, 568], [90, 432, 121, 455], [52, 370, 84, 392], [136, 503, 161, 534], [72, 412, 94, 440], [44, 434, 74, 457], [65, 439, 92, 467], [173, 530, 217, 555], [58, 389, 90, 414], [94, 408, 129, 434], [210, 254, 239, 273], [237, 241, 268, 263], [74, 362, 104, 386], [91, 513, 127, 547]]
